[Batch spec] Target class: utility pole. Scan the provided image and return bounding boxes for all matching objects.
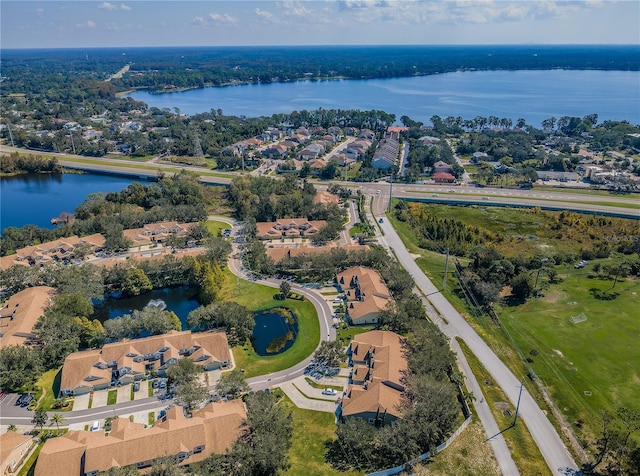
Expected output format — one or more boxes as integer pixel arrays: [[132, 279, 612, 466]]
[[7, 123, 15, 147], [69, 133, 76, 155], [443, 248, 449, 290], [387, 172, 393, 213], [513, 378, 524, 427], [534, 258, 548, 298]]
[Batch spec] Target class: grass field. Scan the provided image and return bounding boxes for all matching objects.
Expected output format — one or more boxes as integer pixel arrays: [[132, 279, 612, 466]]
[[497, 267, 640, 445], [205, 219, 231, 237], [34, 368, 66, 412], [220, 271, 320, 378], [388, 203, 640, 456]]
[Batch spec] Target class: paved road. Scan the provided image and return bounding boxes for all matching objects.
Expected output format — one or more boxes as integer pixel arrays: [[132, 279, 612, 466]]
[[370, 193, 578, 474]]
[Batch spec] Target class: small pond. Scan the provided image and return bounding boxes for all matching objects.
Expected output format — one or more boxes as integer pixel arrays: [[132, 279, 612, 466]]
[[92, 286, 200, 330], [252, 307, 298, 356]]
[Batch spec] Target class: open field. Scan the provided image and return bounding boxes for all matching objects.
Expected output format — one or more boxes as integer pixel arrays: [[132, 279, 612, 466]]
[[497, 268, 640, 445], [388, 204, 640, 457], [220, 271, 320, 378]]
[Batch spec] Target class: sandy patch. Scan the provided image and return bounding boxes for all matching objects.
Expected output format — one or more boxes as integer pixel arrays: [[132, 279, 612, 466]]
[[553, 349, 564, 358]]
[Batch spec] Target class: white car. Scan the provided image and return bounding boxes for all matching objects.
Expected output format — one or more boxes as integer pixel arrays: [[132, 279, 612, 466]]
[[322, 388, 338, 396], [90, 421, 100, 432]]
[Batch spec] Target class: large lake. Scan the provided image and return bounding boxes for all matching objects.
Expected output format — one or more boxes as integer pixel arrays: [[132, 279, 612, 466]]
[[128, 70, 640, 126], [0, 173, 143, 231]]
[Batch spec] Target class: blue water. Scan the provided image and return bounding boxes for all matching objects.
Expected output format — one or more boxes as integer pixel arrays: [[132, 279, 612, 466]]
[[128, 70, 640, 127], [92, 286, 200, 330], [0, 173, 144, 232], [252, 308, 298, 356]]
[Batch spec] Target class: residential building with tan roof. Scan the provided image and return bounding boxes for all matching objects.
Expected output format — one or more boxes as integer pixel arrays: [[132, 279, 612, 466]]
[[0, 286, 55, 348], [122, 221, 197, 247], [60, 330, 231, 396], [336, 267, 392, 325], [1, 432, 36, 475], [34, 399, 247, 476], [312, 191, 340, 206], [339, 330, 407, 427], [255, 218, 326, 240], [266, 243, 369, 263], [0, 234, 105, 270]]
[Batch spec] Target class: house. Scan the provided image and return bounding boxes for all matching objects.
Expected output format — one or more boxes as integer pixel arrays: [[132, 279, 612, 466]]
[[0, 234, 105, 270], [433, 172, 456, 184], [433, 160, 453, 174], [372, 134, 400, 170], [266, 243, 369, 263], [59, 330, 231, 396], [470, 151, 489, 163], [255, 218, 327, 240], [312, 191, 340, 206], [433, 172, 456, 183], [34, 400, 247, 476], [418, 135, 441, 146], [339, 330, 407, 427], [336, 267, 392, 325], [0, 286, 55, 349], [122, 221, 197, 246], [1, 432, 36, 475]]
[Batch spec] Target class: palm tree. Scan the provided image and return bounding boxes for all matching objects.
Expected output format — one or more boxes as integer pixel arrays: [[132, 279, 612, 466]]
[[7, 424, 17, 432], [49, 413, 65, 430]]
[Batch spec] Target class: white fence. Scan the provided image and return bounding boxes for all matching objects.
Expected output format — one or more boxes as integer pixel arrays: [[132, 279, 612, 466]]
[[365, 415, 472, 476]]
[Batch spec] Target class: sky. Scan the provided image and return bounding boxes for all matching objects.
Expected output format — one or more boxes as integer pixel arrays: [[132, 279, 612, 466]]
[[2, 0, 639, 49]]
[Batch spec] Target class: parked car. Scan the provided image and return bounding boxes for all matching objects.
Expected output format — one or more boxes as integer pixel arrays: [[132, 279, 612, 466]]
[[90, 421, 100, 432], [322, 388, 338, 396], [378, 218, 384, 223]]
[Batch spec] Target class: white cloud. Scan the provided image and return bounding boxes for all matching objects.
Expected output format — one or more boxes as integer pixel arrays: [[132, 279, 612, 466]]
[[75, 20, 96, 29], [277, 0, 312, 17], [208, 12, 238, 26], [35, 7, 44, 15], [98, 2, 131, 12], [255, 8, 278, 23], [192, 16, 205, 25]]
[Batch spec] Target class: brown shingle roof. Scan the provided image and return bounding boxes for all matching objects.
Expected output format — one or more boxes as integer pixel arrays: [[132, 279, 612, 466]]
[[61, 331, 230, 394], [34, 400, 247, 476], [0, 286, 55, 348], [336, 267, 392, 324]]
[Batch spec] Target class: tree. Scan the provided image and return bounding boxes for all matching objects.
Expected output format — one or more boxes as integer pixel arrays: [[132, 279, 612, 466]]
[[0, 345, 43, 391], [49, 413, 65, 430], [279, 280, 291, 299], [32, 408, 48, 430], [121, 268, 153, 297], [327, 418, 379, 471], [313, 340, 345, 369], [166, 358, 208, 413], [216, 369, 249, 399], [7, 424, 17, 432], [511, 272, 534, 300], [187, 302, 254, 346]]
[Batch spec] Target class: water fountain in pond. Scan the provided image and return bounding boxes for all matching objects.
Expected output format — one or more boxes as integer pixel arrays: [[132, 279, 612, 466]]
[[145, 299, 167, 311]]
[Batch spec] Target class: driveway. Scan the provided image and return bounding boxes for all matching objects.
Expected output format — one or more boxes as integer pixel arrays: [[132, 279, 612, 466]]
[[116, 385, 131, 404], [91, 390, 109, 408], [72, 393, 91, 411]]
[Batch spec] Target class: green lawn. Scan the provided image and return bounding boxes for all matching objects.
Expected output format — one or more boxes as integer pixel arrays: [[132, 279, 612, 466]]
[[34, 368, 67, 412], [497, 269, 640, 444], [282, 395, 363, 476], [221, 272, 320, 378], [107, 389, 117, 405], [205, 219, 231, 237]]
